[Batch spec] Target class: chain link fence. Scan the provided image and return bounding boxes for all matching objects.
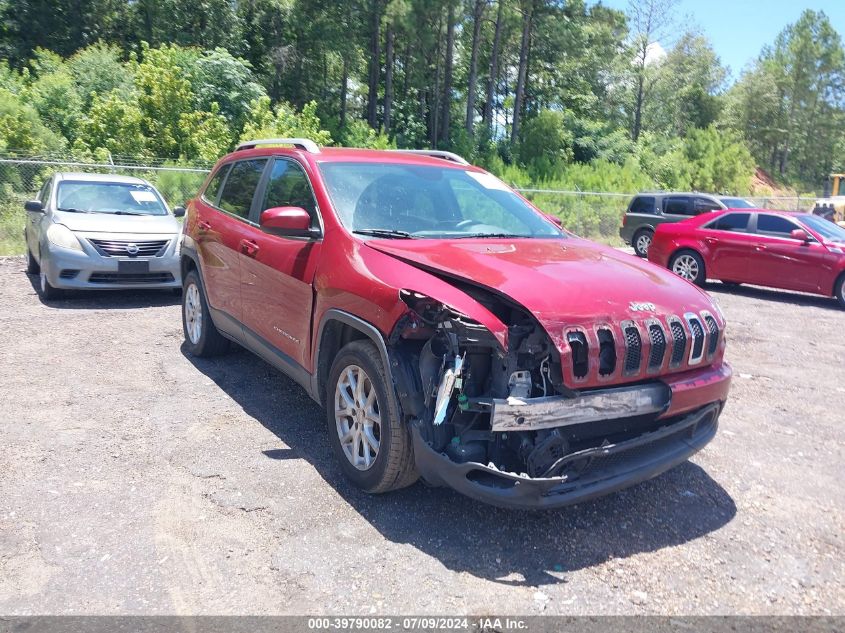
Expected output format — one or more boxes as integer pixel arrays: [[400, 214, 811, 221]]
[[0, 154, 819, 255]]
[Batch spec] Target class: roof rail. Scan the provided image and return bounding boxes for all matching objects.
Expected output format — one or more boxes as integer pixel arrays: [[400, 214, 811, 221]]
[[389, 149, 469, 165], [235, 138, 320, 154]]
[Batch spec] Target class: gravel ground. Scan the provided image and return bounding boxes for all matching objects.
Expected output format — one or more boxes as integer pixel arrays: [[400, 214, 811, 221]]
[[0, 255, 843, 616]]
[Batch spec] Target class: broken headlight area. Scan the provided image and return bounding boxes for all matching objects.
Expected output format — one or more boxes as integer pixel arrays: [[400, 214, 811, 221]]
[[390, 287, 675, 483]]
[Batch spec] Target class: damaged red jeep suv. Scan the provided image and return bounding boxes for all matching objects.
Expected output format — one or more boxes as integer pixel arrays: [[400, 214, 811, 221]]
[[180, 139, 732, 509]]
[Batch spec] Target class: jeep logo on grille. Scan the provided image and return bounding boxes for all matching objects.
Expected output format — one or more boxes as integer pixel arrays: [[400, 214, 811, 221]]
[[629, 301, 656, 312], [125, 243, 140, 255]]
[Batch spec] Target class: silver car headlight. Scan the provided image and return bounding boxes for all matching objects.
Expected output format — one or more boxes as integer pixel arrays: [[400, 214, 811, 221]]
[[46, 223, 83, 252]]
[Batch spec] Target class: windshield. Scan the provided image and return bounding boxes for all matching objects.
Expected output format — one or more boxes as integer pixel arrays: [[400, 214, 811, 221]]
[[800, 214, 845, 243], [56, 181, 169, 216], [720, 197, 755, 208], [318, 162, 563, 239]]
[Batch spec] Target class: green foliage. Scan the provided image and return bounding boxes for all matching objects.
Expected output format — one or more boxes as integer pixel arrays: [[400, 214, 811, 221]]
[[240, 97, 333, 146], [193, 48, 266, 130], [339, 119, 394, 149], [517, 110, 574, 179], [80, 90, 147, 157], [67, 43, 134, 107], [0, 89, 65, 154], [26, 69, 84, 143]]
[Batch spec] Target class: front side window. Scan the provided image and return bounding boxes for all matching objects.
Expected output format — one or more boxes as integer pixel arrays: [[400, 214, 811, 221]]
[[629, 196, 656, 214], [708, 213, 750, 232], [262, 159, 319, 226], [695, 197, 723, 213], [56, 181, 168, 216], [217, 159, 267, 219], [757, 214, 800, 237], [318, 162, 562, 239], [663, 196, 693, 216]]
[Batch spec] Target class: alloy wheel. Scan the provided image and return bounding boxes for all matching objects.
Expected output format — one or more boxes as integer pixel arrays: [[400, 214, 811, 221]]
[[184, 283, 203, 344], [672, 254, 699, 282], [334, 365, 381, 471], [636, 233, 652, 255]]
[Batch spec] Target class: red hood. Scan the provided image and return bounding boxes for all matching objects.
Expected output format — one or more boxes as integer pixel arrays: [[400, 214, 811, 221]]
[[364, 237, 715, 327]]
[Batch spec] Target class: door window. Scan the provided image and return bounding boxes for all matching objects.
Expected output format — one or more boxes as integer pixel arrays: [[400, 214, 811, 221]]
[[694, 197, 723, 213], [663, 196, 693, 216], [629, 196, 656, 214], [202, 163, 232, 205], [757, 214, 800, 237], [707, 213, 750, 232], [217, 159, 268, 219], [262, 159, 319, 227]]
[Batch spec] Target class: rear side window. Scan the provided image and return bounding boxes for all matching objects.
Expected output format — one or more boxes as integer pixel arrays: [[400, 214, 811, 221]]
[[218, 159, 268, 219], [262, 159, 319, 225], [629, 196, 656, 214], [202, 164, 231, 205], [757, 214, 798, 237], [708, 213, 750, 232], [663, 196, 693, 216]]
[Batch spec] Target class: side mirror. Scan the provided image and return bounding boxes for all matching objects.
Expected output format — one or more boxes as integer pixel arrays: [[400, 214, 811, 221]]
[[790, 228, 811, 242], [25, 200, 44, 213], [544, 213, 563, 228], [259, 206, 316, 238], [173, 206, 186, 218]]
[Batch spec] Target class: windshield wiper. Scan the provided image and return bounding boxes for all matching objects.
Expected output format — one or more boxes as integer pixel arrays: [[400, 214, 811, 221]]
[[353, 228, 416, 239], [57, 207, 90, 214], [110, 211, 145, 216], [454, 232, 525, 239]]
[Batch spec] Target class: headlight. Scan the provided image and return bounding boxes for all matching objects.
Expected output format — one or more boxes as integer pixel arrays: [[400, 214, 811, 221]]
[[46, 223, 83, 252]]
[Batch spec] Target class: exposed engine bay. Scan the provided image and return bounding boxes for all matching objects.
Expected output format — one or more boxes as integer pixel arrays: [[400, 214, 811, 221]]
[[388, 284, 674, 482]]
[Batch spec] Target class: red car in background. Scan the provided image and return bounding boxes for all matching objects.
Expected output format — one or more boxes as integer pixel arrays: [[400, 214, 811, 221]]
[[648, 208, 845, 308]]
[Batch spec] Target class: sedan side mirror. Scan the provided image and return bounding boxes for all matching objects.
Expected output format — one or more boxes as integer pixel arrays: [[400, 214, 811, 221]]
[[790, 228, 811, 242], [173, 206, 186, 218], [259, 206, 317, 238], [544, 213, 563, 228], [25, 200, 44, 213]]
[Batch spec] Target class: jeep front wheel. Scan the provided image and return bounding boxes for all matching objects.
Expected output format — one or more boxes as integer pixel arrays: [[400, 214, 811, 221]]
[[327, 340, 417, 493]]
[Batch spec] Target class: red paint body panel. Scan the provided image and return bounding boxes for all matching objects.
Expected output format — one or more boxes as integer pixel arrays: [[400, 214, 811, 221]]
[[660, 362, 732, 419], [649, 209, 845, 297]]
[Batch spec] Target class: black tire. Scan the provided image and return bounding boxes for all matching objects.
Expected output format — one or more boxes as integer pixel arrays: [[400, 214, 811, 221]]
[[326, 340, 417, 493], [182, 269, 231, 357], [38, 271, 63, 300], [835, 274, 845, 309], [669, 249, 706, 287], [633, 228, 654, 258], [26, 245, 40, 274]]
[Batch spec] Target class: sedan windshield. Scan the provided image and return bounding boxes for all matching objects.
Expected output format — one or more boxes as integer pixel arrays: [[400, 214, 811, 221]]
[[318, 162, 563, 239], [800, 214, 845, 243], [56, 181, 168, 216], [719, 197, 755, 208]]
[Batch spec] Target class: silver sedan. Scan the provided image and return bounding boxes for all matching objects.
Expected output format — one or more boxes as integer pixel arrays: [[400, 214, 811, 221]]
[[24, 172, 184, 299]]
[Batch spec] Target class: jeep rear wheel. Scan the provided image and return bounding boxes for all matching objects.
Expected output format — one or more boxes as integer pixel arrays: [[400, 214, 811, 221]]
[[633, 229, 654, 258], [182, 269, 231, 357], [327, 340, 417, 493]]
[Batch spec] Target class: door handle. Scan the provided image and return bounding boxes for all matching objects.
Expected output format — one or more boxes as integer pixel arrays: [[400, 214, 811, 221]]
[[239, 239, 260, 257], [754, 245, 766, 252], [198, 220, 212, 231], [704, 238, 717, 246]]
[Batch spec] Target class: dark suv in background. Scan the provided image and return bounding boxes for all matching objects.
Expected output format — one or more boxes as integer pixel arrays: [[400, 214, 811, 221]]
[[621, 192, 754, 257]]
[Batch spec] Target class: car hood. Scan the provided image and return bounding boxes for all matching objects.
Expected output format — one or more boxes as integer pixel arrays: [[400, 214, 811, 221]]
[[364, 237, 715, 327], [54, 210, 179, 235]]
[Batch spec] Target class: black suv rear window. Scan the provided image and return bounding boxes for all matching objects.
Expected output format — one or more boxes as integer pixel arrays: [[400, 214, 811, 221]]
[[663, 196, 694, 215], [629, 196, 656, 214]]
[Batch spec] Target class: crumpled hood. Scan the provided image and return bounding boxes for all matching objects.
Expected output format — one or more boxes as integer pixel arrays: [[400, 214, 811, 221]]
[[365, 237, 715, 327], [55, 210, 180, 235]]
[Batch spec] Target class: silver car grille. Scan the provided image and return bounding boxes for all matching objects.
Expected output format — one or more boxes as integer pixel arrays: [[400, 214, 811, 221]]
[[89, 239, 169, 257]]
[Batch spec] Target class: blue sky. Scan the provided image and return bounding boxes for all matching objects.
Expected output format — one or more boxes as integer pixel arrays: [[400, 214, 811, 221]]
[[595, 1, 845, 82]]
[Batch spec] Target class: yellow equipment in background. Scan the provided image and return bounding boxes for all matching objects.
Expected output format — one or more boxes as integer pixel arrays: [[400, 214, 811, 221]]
[[814, 173, 845, 227]]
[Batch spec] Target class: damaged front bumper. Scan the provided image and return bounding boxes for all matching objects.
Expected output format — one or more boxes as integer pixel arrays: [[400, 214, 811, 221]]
[[412, 401, 721, 509]]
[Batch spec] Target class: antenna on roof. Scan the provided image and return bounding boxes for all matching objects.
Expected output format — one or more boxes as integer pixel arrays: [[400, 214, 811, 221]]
[[235, 138, 320, 154]]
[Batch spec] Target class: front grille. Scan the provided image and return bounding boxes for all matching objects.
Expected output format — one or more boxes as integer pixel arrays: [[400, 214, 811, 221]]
[[668, 319, 687, 368], [89, 239, 169, 257], [647, 323, 666, 371], [597, 328, 616, 376], [567, 331, 589, 379], [59, 269, 79, 279], [88, 272, 175, 284], [687, 316, 705, 363], [703, 314, 719, 357], [623, 324, 642, 374]]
